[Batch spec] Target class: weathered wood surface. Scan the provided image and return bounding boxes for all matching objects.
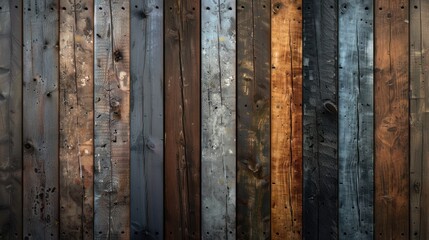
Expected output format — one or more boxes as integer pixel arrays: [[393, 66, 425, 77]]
[[271, 1, 302, 239], [374, 1, 409, 239], [0, 0, 22, 238], [410, 1, 429, 239], [302, 1, 338, 239], [59, 0, 94, 239], [201, 0, 236, 239], [164, 0, 201, 239], [130, 0, 163, 239], [338, 1, 374, 239], [23, 0, 60, 238], [94, 0, 130, 239], [236, 0, 270, 239]]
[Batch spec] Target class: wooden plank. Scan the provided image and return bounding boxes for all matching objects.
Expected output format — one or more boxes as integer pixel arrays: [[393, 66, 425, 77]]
[[302, 1, 338, 239], [130, 0, 163, 239], [236, 0, 270, 239], [410, 1, 429, 239], [22, 0, 60, 238], [59, 0, 94, 239], [94, 0, 130, 239], [271, 1, 302, 239], [0, 0, 22, 238], [164, 0, 200, 239], [338, 1, 374, 239], [201, 0, 236, 239], [374, 1, 409, 239]]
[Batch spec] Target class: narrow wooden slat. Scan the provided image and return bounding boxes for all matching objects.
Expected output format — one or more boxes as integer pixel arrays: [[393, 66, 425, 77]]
[[201, 0, 236, 239], [94, 0, 130, 238], [271, 1, 302, 239], [302, 1, 338, 239], [59, 0, 94, 238], [338, 1, 374, 239], [374, 1, 409, 239], [236, 0, 270, 239], [23, 0, 59, 238], [164, 0, 200, 239], [0, 0, 22, 238], [130, 0, 163, 238], [410, 1, 429, 239]]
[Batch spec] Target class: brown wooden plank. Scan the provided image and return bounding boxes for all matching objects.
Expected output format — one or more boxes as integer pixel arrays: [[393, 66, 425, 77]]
[[94, 0, 130, 239], [236, 0, 271, 239], [374, 1, 409, 239], [23, 0, 60, 239], [0, 0, 22, 238], [271, 0, 302, 239], [59, 0, 94, 239], [164, 0, 201, 239]]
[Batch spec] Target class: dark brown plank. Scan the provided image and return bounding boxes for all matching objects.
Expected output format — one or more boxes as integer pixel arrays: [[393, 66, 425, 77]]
[[164, 0, 200, 239], [23, 0, 60, 239], [236, 0, 271, 239], [374, 1, 409, 239], [0, 0, 22, 238]]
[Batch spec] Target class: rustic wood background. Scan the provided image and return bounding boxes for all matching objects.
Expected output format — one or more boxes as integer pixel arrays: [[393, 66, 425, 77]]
[[0, 0, 425, 240]]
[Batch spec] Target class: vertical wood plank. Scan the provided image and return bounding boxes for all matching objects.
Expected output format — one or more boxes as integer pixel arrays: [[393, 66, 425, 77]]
[[130, 0, 163, 239], [338, 1, 374, 239], [271, 0, 302, 239], [201, 0, 236, 239], [410, 1, 429, 239], [236, 0, 271, 239], [23, 0, 59, 238], [0, 0, 22, 238], [164, 0, 201, 239], [374, 1, 409, 239], [94, 0, 130, 239], [59, 0, 94, 238], [302, 1, 338, 239]]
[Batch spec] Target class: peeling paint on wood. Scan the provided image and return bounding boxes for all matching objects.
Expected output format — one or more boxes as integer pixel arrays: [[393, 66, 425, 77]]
[[236, 0, 271, 239], [94, 0, 130, 239], [0, 0, 22, 238], [201, 0, 236, 239], [23, 0, 60, 239], [338, 1, 374, 240], [374, 1, 409, 239], [164, 0, 201, 239], [130, 0, 163, 239], [59, 0, 94, 239]]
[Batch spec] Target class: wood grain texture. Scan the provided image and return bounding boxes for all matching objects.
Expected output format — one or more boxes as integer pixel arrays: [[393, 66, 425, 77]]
[[302, 1, 338, 239], [0, 0, 22, 238], [164, 0, 200, 239], [23, 0, 60, 239], [338, 1, 374, 239], [59, 0, 94, 239], [410, 1, 429, 239], [236, 0, 270, 239], [374, 1, 409, 239], [94, 0, 130, 239], [201, 0, 236, 239], [130, 0, 163, 239], [271, 1, 302, 239]]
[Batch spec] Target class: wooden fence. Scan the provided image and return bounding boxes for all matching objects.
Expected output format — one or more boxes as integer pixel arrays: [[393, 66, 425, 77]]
[[0, 0, 424, 239]]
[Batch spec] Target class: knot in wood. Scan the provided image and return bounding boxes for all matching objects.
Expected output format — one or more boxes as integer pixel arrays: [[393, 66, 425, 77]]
[[272, 2, 282, 14], [323, 100, 337, 114], [114, 50, 123, 62]]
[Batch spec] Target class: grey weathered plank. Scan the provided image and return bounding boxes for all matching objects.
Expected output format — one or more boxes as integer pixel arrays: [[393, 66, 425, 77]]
[[302, 1, 338, 239], [94, 0, 130, 239], [410, 1, 429, 239], [22, 0, 60, 238], [0, 0, 22, 238], [201, 0, 236, 239], [59, 0, 94, 239], [236, 0, 271, 239], [338, 1, 374, 239], [130, 0, 163, 239]]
